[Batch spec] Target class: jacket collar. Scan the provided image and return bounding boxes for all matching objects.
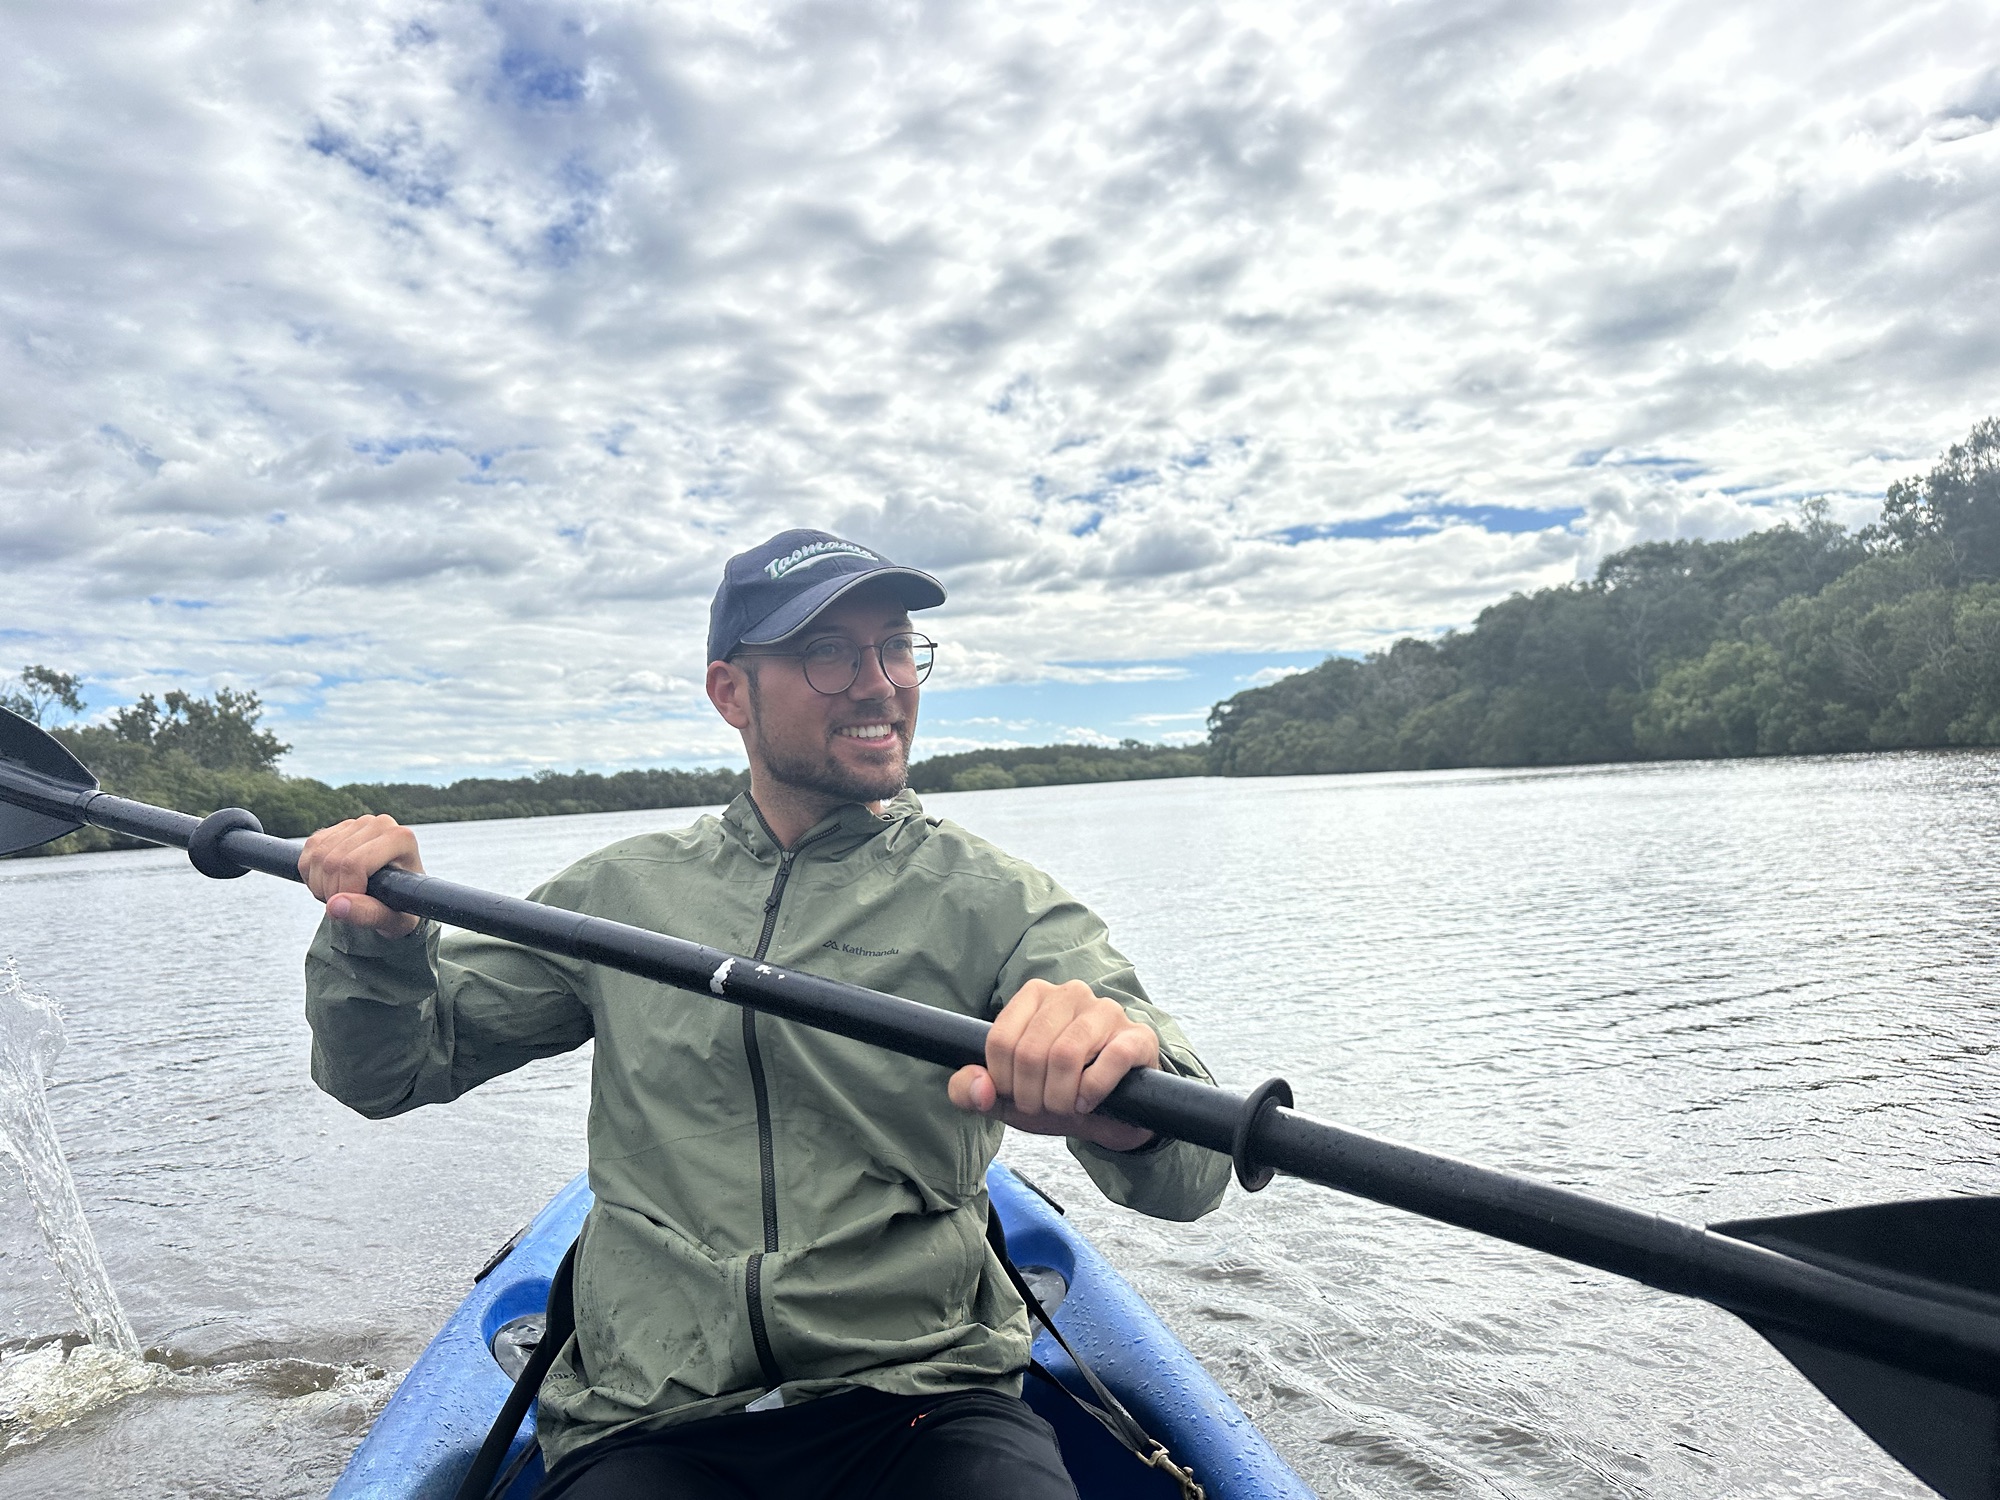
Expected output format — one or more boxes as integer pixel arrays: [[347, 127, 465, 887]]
[[721, 788, 926, 862]]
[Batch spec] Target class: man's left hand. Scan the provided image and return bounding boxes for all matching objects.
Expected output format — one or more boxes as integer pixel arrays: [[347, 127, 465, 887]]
[[947, 978, 1159, 1152]]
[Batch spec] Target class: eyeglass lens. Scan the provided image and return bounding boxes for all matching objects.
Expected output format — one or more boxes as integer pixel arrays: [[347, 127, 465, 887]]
[[801, 635, 935, 694]]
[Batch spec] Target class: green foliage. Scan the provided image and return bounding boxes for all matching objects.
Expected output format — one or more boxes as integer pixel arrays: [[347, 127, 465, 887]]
[[0, 665, 86, 726], [1208, 419, 2000, 775], [907, 740, 1206, 794], [1634, 562, 2000, 758], [1630, 640, 1787, 759], [343, 765, 751, 824], [1864, 417, 2000, 582], [9, 680, 364, 857], [109, 687, 289, 773]]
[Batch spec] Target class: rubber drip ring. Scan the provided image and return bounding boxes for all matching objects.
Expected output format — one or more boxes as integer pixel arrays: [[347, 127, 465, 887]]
[[188, 806, 263, 880], [1230, 1077, 1293, 1192]]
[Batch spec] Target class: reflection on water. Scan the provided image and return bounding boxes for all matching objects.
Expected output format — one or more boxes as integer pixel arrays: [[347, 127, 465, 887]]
[[0, 751, 1997, 1496]]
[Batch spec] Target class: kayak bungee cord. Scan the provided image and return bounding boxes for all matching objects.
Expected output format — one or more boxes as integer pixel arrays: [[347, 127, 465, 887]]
[[1, 704, 1996, 1500]]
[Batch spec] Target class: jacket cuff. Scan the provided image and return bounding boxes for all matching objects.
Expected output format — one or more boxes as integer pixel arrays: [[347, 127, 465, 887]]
[[1078, 1131, 1172, 1159], [328, 916, 435, 956]]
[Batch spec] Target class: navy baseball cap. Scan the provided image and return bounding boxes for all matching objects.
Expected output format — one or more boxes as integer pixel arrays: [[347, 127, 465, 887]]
[[707, 529, 946, 665]]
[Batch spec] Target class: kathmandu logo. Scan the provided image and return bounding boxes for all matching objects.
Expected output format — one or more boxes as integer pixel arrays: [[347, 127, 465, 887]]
[[766, 540, 878, 580]]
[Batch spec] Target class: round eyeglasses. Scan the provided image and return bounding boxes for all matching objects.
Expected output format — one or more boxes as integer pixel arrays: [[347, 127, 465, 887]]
[[732, 633, 938, 695]]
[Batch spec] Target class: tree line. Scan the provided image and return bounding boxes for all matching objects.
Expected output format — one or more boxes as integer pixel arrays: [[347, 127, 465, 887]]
[[349, 766, 748, 825], [0, 680, 749, 856], [5, 681, 370, 856], [1207, 417, 2000, 774], [906, 741, 1204, 794]]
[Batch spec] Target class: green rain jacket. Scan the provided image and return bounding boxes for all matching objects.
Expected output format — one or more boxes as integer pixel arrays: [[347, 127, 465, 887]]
[[304, 790, 1231, 1469]]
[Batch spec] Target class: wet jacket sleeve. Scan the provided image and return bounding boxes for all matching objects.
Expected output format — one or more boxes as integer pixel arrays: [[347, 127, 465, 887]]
[[304, 889, 595, 1120], [993, 895, 1233, 1223]]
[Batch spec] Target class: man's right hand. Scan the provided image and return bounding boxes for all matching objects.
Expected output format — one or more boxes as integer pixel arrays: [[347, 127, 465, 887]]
[[299, 815, 426, 938]]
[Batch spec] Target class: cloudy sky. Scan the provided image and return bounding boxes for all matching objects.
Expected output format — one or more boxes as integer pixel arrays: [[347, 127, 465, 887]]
[[3, 0, 1997, 782]]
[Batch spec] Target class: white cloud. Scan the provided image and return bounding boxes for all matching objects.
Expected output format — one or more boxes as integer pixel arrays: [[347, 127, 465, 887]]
[[1239, 665, 1309, 687], [2, 0, 1997, 777]]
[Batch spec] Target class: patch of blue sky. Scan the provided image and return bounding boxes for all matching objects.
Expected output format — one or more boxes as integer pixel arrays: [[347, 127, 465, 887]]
[[500, 48, 587, 108], [921, 649, 1331, 750], [1717, 485, 1880, 512], [146, 597, 214, 610], [987, 376, 1032, 416], [1056, 462, 1156, 531], [1620, 457, 1710, 481], [1570, 450, 1710, 482], [255, 670, 375, 724], [306, 125, 450, 209], [1050, 434, 1097, 453], [1270, 504, 1583, 543], [352, 434, 454, 463], [97, 424, 164, 474], [545, 195, 597, 265]]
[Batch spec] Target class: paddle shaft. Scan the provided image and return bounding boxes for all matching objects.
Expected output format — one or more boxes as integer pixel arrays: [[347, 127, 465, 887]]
[[13, 771, 2000, 1396]]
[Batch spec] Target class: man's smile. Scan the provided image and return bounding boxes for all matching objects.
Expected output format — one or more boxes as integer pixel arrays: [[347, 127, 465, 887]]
[[835, 723, 898, 742]]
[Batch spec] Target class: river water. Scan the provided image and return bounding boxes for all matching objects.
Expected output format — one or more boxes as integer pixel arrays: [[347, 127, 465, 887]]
[[1, 754, 1996, 1498]]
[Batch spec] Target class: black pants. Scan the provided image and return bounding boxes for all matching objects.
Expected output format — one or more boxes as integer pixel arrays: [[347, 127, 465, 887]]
[[535, 1387, 1078, 1500]]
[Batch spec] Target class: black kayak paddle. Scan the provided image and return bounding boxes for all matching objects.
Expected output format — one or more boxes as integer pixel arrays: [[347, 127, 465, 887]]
[[2, 703, 1996, 1500]]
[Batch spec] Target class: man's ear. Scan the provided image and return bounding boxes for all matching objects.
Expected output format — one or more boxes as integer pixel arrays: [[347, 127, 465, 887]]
[[707, 660, 753, 730]]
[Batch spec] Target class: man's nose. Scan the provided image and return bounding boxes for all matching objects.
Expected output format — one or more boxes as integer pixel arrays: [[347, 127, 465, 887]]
[[847, 645, 896, 698]]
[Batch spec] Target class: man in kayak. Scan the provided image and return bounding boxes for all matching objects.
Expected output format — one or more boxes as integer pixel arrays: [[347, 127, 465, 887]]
[[300, 528, 1232, 1498]]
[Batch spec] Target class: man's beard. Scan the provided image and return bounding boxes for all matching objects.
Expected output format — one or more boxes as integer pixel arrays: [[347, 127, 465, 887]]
[[744, 672, 910, 803], [753, 723, 910, 804]]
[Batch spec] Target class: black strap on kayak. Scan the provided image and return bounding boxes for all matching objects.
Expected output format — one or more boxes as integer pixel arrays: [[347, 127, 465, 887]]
[[455, 1238, 579, 1500], [455, 1220, 1201, 1500], [985, 1210, 1205, 1500]]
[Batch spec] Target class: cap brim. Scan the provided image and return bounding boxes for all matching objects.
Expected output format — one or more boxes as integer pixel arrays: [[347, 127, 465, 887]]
[[738, 566, 946, 647]]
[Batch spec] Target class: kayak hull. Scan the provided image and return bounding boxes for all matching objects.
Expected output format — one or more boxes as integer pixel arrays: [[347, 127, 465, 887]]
[[330, 1165, 1314, 1500]]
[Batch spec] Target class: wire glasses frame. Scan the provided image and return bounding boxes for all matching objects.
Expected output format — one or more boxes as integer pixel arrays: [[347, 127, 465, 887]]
[[731, 633, 938, 695]]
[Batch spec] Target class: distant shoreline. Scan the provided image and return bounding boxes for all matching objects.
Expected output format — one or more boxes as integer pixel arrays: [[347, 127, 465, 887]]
[[11, 416, 1999, 858], [15, 736, 2000, 861], [3, 741, 1209, 858]]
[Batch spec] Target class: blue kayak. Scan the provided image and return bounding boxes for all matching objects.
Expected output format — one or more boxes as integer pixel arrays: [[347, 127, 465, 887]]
[[331, 1163, 1315, 1499]]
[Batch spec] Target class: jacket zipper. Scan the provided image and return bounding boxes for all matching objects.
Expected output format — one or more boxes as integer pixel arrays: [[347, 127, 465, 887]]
[[743, 830, 805, 1393]]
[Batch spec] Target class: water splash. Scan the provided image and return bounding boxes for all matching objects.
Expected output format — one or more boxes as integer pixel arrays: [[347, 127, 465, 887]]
[[0, 959, 141, 1356], [0, 1339, 162, 1451]]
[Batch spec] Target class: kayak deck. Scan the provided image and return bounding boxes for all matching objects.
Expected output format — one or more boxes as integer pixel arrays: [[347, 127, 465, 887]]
[[331, 1164, 1313, 1500]]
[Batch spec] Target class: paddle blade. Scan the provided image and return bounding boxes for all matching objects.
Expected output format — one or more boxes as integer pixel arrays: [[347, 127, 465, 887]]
[[0, 705, 95, 856], [1716, 1198, 2000, 1500], [1746, 1323, 1997, 1500], [1717, 1197, 2000, 1308]]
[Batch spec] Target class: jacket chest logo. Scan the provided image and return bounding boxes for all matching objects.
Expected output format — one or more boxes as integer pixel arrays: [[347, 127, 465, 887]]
[[823, 939, 902, 959]]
